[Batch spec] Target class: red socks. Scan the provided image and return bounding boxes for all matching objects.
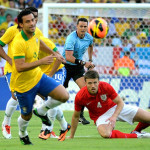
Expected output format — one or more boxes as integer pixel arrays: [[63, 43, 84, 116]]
[[133, 122, 150, 132], [110, 130, 137, 138]]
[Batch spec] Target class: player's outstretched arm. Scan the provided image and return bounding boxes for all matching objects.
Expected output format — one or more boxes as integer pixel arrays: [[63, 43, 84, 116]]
[[68, 110, 80, 139], [0, 45, 12, 65]]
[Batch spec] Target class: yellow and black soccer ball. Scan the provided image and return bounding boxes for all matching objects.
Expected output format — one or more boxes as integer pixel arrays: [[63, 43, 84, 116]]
[[88, 18, 109, 39]]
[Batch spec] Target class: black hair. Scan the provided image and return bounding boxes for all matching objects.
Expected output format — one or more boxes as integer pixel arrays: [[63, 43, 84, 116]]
[[84, 70, 99, 81], [25, 6, 38, 13], [17, 9, 33, 24], [77, 17, 88, 25], [124, 51, 130, 56], [6, 13, 12, 18]]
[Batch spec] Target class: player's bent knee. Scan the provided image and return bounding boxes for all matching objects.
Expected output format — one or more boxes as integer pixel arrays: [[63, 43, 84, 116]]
[[99, 131, 110, 138], [97, 126, 110, 138], [21, 112, 32, 121]]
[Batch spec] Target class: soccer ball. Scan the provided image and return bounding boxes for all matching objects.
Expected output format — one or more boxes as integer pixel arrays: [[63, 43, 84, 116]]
[[88, 18, 109, 39]]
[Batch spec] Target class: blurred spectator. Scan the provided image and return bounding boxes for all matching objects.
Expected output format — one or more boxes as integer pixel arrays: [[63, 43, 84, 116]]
[[129, 28, 140, 45], [68, 0, 75, 2], [136, 32, 150, 47], [115, 18, 130, 37], [114, 51, 135, 76], [67, 15, 77, 33], [58, 0, 67, 2], [112, 33, 122, 47], [123, 20, 137, 39], [106, 17, 117, 37], [62, 15, 73, 25], [26, 0, 43, 8], [48, 15, 68, 45], [16, 0, 28, 9], [0, 8, 6, 25], [104, 36, 113, 46], [9, 0, 16, 8], [52, 15, 68, 37], [0, 14, 15, 30], [0, 0, 9, 7], [92, 0, 107, 2], [82, 0, 92, 2], [0, 28, 6, 37], [139, 19, 150, 37], [121, 36, 132, 51], [135, 0, 146, 2]]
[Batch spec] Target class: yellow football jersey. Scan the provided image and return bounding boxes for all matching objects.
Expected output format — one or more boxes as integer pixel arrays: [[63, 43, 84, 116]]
[[39, 36, 64, 75], [10, 30, 43, 93], [0, 25, 20, 75], [0, 25, 43, 75]]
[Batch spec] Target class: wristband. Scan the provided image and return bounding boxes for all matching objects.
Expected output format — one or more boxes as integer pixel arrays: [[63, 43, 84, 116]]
[[75, 59, 82, 65], [89, 59, 93, 62], [75, 59, 86, 66]]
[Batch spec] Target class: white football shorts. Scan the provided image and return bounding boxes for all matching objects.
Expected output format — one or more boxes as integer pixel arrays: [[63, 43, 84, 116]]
[[96, 104, 139, 127]]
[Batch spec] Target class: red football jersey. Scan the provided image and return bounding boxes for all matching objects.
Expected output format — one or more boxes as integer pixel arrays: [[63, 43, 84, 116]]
[[75, 81, 118, 123]]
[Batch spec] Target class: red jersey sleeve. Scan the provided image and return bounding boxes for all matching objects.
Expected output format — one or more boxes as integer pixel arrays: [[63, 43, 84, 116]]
[[74, 93, 83, 112]]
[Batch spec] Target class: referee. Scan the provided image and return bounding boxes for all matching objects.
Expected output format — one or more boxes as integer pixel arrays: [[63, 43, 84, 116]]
[[62, 17, 95, 125]]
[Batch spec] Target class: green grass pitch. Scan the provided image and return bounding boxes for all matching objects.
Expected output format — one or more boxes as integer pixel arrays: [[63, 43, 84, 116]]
[[0, 111, 150, 150]]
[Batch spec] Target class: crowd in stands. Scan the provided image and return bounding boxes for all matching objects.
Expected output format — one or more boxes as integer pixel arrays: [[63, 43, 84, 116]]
[[1, 0, 150, 76], [0, 0, 150, 10]]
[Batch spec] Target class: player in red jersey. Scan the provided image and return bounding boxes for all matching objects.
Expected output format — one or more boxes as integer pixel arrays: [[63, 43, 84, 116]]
[[68, 70, 150, 139]]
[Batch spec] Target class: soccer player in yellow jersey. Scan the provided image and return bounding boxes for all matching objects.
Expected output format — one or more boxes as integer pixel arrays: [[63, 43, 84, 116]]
[[37, 36, 71, 141], [11, 10, 68, 145], [1, 6, 69, 141], [0, 7, 43, 139]]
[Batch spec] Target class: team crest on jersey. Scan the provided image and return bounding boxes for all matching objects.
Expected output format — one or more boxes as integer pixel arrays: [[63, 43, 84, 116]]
[[100, 94, 107, 101]]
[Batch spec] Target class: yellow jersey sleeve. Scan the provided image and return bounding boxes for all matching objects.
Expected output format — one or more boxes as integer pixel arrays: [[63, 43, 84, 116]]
[[0, 25, 20, 75], [0, 25, 19, 46], [38, 37, 64, 75]]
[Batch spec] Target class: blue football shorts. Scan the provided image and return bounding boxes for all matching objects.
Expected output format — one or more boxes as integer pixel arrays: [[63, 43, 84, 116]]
[[15, 73, 60, 115], [52, 67, 66, 85]]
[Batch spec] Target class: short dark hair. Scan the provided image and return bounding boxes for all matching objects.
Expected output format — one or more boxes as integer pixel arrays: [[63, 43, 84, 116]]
[[17, 9, 33, 24], [6, 14, 12, 18], [84, 70, 99, 81], [77, 18, 88, 25], [124, 51, 130, 56], [25, 6, 38, 13]]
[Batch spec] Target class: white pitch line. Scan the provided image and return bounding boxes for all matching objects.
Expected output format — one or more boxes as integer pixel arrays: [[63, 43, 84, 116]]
[[0, 135, 98, 139]]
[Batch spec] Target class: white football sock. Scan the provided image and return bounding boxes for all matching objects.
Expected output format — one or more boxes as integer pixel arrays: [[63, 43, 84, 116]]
[[56, 107, 67, 131], [3, 97, 18, 126], [46, 107, 58, 131], [18, 116, 29, 138], [36, 97, 62, 116]]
